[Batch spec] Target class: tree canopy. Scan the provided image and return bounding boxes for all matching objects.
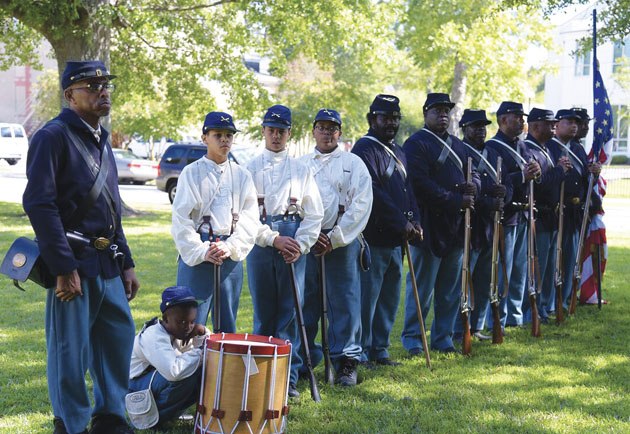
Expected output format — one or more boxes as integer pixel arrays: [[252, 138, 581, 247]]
[[4, 0, 618, 145]]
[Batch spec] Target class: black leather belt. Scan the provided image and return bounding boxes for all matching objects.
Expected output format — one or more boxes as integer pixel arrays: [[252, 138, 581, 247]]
[[507, 202, 528, 211], [66, 231, 113, 250]]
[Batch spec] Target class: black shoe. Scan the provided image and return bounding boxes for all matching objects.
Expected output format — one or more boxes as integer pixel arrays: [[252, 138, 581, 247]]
[[359, 361, 376, 370], [437, 347, 461, 354], [472, 331, 492, 341], [335, 357, 358, 387], [288, 383, 300, 398], [53, 417, 87, 434], [540, 316, 550, 324], [408, 347, 423, 357], [89, 414, 134, 434], [375, 357, 402, 366]]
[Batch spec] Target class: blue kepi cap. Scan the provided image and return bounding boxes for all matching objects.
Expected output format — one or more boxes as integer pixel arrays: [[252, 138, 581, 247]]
[[527, 108, 557, 122], [160, 286, 198, 313], [497, 101, 527, 117], [203, 111, 238, 133], [459, 109, 491, 127], [262, 105, 292, 129], [556, 109, 581, 121], [423, 93, 455, 111], [369, 94, 401, 115], [62, 60, 116, 90], [314, 108, 342, 126]]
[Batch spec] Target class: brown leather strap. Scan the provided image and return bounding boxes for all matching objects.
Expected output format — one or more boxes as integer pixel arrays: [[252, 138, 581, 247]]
[[211, 408, 224, 419], [197, 215, 213, 239], [265, 409, 279, 420], [238, 410, 252, 421], [231, 212, 239, 235], [258, 197, 267, 220]]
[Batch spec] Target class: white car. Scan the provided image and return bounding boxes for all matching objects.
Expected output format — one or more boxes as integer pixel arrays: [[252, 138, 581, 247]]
[[0, 123, 28, 165], [113, 149, 158, 184]]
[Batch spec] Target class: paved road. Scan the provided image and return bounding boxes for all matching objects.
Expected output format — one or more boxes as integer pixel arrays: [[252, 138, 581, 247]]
[[0, 159, 170, 208], [1, 159, 628, 233]]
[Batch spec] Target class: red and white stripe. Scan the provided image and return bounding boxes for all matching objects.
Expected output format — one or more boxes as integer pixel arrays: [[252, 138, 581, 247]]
[[579, 138, 610, 304]]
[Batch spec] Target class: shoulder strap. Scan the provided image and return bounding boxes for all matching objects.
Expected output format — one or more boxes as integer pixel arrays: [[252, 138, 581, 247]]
[[361, 135, 407, 182], [420, 128, 464, 175], [463, 142, 498, 183], [487, 138, 527, 170], [524, 139, 555, 167], [50, 120, 118, 232], [551, 137, 584, 175]]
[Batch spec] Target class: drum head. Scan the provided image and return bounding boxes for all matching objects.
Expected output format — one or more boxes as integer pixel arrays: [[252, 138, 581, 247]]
[[205, 333, 291, 356]]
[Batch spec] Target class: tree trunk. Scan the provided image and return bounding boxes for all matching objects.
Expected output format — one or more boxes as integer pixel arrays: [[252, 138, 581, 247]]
[[448, 61, 468, 137]]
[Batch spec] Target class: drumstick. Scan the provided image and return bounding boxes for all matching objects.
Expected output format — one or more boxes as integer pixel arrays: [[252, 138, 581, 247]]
[[288, 262, 321, 402], [319, 256, 334, 385]]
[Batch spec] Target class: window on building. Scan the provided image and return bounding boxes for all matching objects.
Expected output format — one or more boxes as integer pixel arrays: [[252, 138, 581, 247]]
[[612, 104, 629, 152], [613, 38, 630, 72], [575, 43, 591, 76]]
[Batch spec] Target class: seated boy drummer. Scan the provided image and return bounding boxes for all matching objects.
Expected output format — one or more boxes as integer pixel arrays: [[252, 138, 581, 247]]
[[128, 286, 210, 427]]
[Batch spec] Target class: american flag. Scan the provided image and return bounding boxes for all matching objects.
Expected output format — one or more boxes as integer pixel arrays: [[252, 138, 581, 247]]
[[579, 65, 612, 304]]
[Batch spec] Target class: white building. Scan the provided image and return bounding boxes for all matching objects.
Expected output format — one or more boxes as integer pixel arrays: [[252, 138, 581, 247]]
[[545, 6, 630, 156]]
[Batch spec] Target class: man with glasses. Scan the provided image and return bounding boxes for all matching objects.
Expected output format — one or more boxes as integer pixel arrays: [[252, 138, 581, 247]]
[[300, 109, 372, 386], [245, 105, 323, 398], [352, 94, 422, 367], [23, 61, 137, 434]]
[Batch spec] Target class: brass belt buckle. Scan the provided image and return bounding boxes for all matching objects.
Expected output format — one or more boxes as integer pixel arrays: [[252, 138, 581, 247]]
[[94, 237, 111, 250]]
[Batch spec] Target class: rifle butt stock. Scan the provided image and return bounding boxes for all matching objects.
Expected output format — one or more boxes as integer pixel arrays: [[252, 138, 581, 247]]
[[490, 302, 503, 344], [569, 276, 579, 315], [555, 283, 564, 325], [529, 293, 542, 337], [461, 311, 472, 355]]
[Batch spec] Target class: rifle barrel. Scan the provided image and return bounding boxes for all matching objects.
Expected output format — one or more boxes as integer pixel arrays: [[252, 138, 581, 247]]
[[555, 180, 565, 325], [490, 157, 503, 344]]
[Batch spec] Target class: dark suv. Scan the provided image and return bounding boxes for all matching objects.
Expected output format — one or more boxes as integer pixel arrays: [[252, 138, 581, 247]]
[[156, 143, 238, 203]]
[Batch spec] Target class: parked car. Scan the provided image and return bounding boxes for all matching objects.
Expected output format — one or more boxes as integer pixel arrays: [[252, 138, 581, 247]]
[[0, 123, 28, 165], [156, 143, 238, 203], [113, 149, 158, 184]]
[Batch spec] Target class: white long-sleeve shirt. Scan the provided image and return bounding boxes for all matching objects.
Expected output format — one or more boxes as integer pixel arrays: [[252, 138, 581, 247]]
[[246, 148, 324, 253], [171, 156, 259, 266], [300, 147, 373, 249], [129, 321, 209, 382]]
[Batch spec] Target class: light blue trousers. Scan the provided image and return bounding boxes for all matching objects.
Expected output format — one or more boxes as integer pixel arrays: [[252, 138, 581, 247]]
[[360, 245, 403, 362], [561, 226, 579, 306], [535, 230, 557, 320], [246, 216, 304, 384], [497, 219, 528, 327], [46, 275, 135, 434], [128, 368, 201, 426], [401, 245, 463, 351], [176, 258, 243, 332], [302, 239, 362, 371]]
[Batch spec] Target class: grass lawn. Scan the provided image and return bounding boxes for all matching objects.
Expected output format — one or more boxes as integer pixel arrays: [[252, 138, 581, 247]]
[[1, 201, 629, 433]]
